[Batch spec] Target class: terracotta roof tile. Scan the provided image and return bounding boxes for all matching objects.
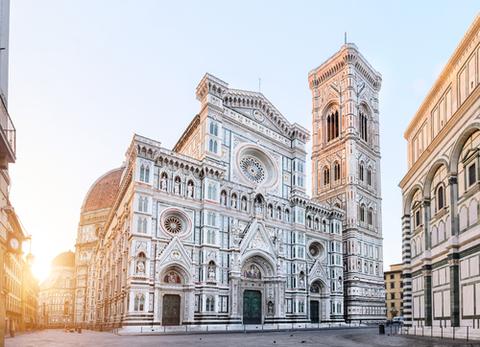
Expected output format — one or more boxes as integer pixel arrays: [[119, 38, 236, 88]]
[[82, 167, 124, 213]]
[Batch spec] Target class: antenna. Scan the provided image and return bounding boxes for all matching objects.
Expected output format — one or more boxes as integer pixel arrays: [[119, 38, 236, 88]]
[[344, 32, 347, 45], [258, 78, 262, 93]]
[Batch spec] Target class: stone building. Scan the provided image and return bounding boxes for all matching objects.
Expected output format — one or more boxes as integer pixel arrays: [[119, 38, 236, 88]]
[[308, 43, 385, 321], [39, 252, 75, 328], [384, 263, 403, 320], [0, 0, 20, 342], [400, 15, 480, 328], [74, 72, 347, 331]]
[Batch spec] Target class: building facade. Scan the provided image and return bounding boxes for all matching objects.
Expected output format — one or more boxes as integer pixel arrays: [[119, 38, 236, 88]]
[[74, 70, 348, 331], [38, 252, 75, 328], [308, 43, 385, 321], [400, 15, 480, 328], [0, 0, 19, 344], [384, 263, 403, 320]]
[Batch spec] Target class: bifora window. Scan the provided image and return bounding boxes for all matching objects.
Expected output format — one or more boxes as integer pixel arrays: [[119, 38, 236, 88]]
[[326, 110, 339, 142]]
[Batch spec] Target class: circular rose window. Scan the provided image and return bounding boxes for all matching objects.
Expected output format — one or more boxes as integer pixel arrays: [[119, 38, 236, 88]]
[[240, 156, 266, 184], [236, 145, 277, 187], [164, 216, 183, 234], [160, 209, 190, 236], [309, 242, 324, 258]]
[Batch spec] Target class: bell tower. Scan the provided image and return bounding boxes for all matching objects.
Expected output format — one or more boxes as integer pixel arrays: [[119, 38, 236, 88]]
[[309, 43, 384, 322]]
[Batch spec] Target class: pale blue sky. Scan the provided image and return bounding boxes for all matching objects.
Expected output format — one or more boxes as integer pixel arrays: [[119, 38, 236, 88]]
[[7, 1, 479, 279]]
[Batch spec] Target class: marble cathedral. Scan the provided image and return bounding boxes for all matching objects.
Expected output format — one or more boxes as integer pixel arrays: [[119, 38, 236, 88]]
[[73, 43, 384, 331]]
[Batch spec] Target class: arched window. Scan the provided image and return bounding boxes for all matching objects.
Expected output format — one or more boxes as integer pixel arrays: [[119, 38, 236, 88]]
[[285, 209, 290, 222], [334, 162, 341, 181], [206, 296, 215, 312], [138, 197, 144, 211], [209, 121, 218, 136], [359, 205, 366, 223], [140, 165, 145, 182], [322, 220, 327, 232], [209, 139, 217, 153], [323, 167, 330, 185], [367, 208, 373, 226], [359, 111, 368, 142], [367, 168, 372, 186], [307, 216, 312, 228], [437, 185, 445, 211], [268, 204, 273, 218], [145, 166, 150, 182], [314, 217, 319, 230], [134, 293, 145, 311], [359, 162, 364, 182], [276, 207, 282, 220], [326, 110, 340, 142]]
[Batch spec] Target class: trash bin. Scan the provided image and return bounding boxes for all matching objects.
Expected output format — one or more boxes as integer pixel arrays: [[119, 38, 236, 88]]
[[379, 324, 385, 335]]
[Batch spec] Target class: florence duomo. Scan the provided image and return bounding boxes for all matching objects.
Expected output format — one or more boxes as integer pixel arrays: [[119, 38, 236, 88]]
[[5, 2, 480, 346], [72, 42, 384, 331]]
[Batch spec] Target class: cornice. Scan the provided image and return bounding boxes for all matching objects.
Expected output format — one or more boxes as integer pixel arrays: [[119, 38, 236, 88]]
[[308, 43, 382, 91], [404, 14, 480, 139], [399, 84, 480, 189]]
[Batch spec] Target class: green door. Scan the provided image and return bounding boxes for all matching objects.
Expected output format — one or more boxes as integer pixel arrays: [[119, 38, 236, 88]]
[[310, 300, 319, 323], [162, 294, 180, 325], [243, 290, 262, 324]]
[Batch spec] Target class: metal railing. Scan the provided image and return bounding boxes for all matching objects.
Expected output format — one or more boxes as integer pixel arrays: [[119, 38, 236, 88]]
[[395, 325, 480, 341], [0, 95, 16, 158]]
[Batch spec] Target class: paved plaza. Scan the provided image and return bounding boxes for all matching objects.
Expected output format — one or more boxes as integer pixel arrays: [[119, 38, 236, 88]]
[[6, 327, 480, 347]]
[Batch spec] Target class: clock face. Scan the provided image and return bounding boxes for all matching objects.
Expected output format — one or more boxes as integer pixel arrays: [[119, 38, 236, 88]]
[[9, 238, 19, 250]]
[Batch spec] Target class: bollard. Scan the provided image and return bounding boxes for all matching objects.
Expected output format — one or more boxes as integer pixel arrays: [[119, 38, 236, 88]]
[[441, 325, 443, 339], [453, 326, 455, 340], [422, 326, 424, 337], [467, 326, 469, 341]]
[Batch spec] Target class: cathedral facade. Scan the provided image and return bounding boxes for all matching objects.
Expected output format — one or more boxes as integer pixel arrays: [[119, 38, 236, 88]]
[[74, 44, 383, 331]]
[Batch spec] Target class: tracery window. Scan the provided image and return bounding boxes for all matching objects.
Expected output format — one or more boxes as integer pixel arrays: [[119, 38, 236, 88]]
[[359, 162, 364, 182], [134, 293, 145, 311], [323, 167, 330, 185], [326, 110, 339, 142], [367, 168, 372, 186], [359, 111, 368, 142], [209, 121, 218, 136], [367, 208, 373, 226], [206, 296, 215, 312], [208, 139, 218, 153], [359, 205, 366, 223], [334, 162, 341, 181], [140, 164, 150, 183], [240, 156, 266, 184]]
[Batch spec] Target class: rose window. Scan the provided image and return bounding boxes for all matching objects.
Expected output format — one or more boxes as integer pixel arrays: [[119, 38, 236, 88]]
[[240, 156, 266, 183], [164, 216, 183, 234]]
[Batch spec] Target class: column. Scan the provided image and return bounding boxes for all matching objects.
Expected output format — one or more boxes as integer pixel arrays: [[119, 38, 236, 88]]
[[448, 175, 460, 326], [401, 214, 412, 326], [423, 265, 432, 326]]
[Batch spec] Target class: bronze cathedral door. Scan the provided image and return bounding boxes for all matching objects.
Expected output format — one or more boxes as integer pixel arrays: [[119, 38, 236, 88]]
[[162, 294, 180, 325], [243, 290, 262, 324]]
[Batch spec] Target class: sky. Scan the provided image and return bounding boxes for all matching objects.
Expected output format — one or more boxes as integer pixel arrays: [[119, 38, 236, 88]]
[[6, 1, 479, 281]]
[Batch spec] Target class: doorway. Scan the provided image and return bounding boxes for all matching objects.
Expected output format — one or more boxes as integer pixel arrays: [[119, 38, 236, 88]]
[[162, 294, 181, 325], [243, 290, 262, 324]]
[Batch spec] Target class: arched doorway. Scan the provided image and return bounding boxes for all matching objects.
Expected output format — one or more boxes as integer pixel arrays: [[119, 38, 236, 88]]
[[309, 280, 326, 323], [240, 255, 275, 325], [160, 267, 185, 326]]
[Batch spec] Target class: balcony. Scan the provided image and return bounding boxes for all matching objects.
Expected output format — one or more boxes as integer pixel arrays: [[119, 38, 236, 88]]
[[0, 95, 15, 167]]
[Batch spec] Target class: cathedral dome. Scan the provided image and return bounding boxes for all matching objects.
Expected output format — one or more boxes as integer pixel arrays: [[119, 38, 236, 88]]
[[52, 251, 75, 268], [82, 167, 124, 213]]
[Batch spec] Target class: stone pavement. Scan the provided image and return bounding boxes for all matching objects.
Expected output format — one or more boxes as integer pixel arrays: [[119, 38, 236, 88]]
[[5, 327, 480, 347]]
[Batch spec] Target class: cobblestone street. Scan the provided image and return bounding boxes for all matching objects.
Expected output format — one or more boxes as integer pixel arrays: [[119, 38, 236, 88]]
[[6, 327, 480, 347]]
